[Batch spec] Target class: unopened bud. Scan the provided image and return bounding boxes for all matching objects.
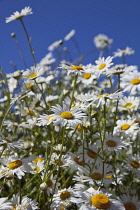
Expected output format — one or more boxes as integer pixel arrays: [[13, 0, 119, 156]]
[[11, 33, 16, 38], [40, 182, 47, 191]]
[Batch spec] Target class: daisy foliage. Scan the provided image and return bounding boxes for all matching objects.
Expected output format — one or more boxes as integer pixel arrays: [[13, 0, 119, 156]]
[[0, 5, 140, 210]]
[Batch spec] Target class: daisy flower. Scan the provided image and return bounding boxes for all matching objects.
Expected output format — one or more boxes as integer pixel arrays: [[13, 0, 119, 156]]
[[29, 160, 44, 174], [0, 197, 12, 209], [76, 187, 125, 210], [8, 77, 17, 93], [22, 66, 45, 80], [6, 6, 33, 23], [94, 56, 114, 78], [37, 114, 57, 126], [87, 90, 123, 107], [120, 70, 140, 94], [125, 155, 140, 178], [77, 143, 101, 164], [64, 151, 86, 173], [118, 96, 139, 111], [50, 97, 86, 127], [40, 172, 60, 196], [113, 47, 134, 57], [94, 34, 113, 49], [0, 134, 23, 151], [11, 194, 39, 210], [74, 162, 113, 186], [120, 194, 140, 210], [97, 133, 126, 154], [80, 72, 96, 86], [51, 187, 77, 210], [0, 154, 34, 179], [64, 29, 75, 41], [115, 118, 139, 136], [59, 62, 84, 76]]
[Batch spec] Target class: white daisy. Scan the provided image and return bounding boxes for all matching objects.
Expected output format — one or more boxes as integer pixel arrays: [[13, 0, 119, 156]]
[[11, 194, 39, 210], [74, 162, 113, 186], [120, 194, 140, 210], [50, 97, 86, 127], [40, 172, 60, 196], [87, 90, 123, 107], [94, 34, 113, 49], [113, 47, 134, 57], [97, 133, 126, 154], [94, 56, 114, 78], [6, 6, 33, 23], [120, 70, 140, 94], [125, 155, 140, 178], [0, 154, 34, 179], [115, 118, 139, 136], [0, 134, 23, 151], [76, 187, 125, 210], [0, 197, 12, 209], [59, 62, 84, 76], [8, 77, 17, 93], [22, 66, 45, 80], [118, 96, 139, 111], [51, 187, 77, 210], [37, 114, 57, 126]]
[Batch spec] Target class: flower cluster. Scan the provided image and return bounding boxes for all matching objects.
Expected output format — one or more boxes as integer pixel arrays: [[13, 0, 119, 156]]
[[0, 6, 140, 210]]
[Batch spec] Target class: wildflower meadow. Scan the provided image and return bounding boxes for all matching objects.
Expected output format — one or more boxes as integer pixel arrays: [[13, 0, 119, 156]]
[[0, 6, 140, 210]]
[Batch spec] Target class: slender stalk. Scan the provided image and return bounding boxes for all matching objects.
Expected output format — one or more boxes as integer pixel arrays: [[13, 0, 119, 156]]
[[70, 74, 78, 107], [20, 19, 36, 66]]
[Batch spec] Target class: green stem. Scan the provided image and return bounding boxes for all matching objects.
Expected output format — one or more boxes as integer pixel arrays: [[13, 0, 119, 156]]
[[70, 74, 78, 107], [20, 19, 36, 67]]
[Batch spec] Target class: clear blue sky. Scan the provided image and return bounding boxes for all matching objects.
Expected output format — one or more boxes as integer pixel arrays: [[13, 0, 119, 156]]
[[1, 0, 140, 73]]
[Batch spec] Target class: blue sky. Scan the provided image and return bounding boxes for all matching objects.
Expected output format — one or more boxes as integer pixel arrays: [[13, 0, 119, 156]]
[[1, 0, 140, 73]]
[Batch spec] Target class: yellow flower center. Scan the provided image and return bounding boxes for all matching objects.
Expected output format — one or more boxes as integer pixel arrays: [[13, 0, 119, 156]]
[[60, 191, 71, 200], [0, 170, 7, 175], [105, 174, 113, 179], [131, 78, 140, 85], [2, 138, 12, 143], [8, 160, 22, 170], [34, 167, 41, 172], [74, 157, 85, 166], [124, 202, 136, 210], [60, 206, 65, 210], [106, 140, 117, 147], [87, 150, 97, 159], [131, 160, 140, 168], [25, 139, 32, 142], [76, 125, 83, 132], [83, 73, 91, 79], [25, 110, 35, 116], [123, 103, 133, 108], [33, 157, 43, 164], [47, 115, 56, 121], [98, 64, 106, 70], [91, 172, 102, 180], [98, 93, 109, 98], [121, 124, 130, 130], [71, 66, 83, 71], [91, 194, 110, 209], [60, 111, 73, 119], [55, 159, 63, 166], [28, 73, 38, 79], [46, 179, 53, 187], [26, 83, 33, 89]]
